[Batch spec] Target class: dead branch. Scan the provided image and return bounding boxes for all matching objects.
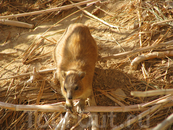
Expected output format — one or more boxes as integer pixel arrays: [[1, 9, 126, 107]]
[[0, 68, 56, 81], [0, 19, 34, 28], [0, 101, 147, 112], [55, 114, 65, 130], [71, 114, 89, 130], [131, 51, 173, 70], [55, 111, 70, 130], [69, 0, 120, 29], [101, 40, 173, 60], [0, 0, 98, 19], [0, 51, 17, 55], [131, 89, 173, 97], [1, 99, 172, 113], [112, 104, 162, 130], [2, 94, 173, 113], [141, 94, 172, 108], [0, 101, 65, 112], [152, 18, 173, 26]]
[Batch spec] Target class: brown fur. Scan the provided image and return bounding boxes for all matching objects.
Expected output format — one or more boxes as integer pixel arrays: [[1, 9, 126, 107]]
[[54, 23, 98, 111]]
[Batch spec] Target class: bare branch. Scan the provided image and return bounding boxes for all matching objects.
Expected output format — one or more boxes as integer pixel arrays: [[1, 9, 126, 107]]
[[101, 40, 173, 60], [0, 0, 98, 19], [0, 19, 34, 28], [131, 89, 173, 97]]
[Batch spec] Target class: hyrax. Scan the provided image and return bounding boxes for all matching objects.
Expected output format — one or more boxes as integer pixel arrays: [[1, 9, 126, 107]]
[[54, 23, 98, 112]]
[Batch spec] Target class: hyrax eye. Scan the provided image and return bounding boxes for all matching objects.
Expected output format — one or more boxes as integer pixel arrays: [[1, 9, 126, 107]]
[[64, 87, 67, 92], [75, 86, 78, 90]]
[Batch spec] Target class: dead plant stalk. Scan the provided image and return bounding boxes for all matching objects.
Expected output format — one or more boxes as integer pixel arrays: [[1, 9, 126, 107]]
[[0, 68, 56, 81], [0, 0, 98, 19], [131, 51, 173, 70], [0, 19, 34, 28], [131, 89, 173, 97], [102, 40, 173, 60], [69, 0, 120, 29], [112, 104, 162, 130]]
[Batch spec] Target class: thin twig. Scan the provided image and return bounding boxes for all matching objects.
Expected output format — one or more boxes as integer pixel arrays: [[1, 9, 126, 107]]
[[101, 40, 173, 60], [0, 68, 56, 81], [112, 104, 162, 130], [138, 0, 142, 47], [141, 63, 149, 79], [55, 115, 64, 130], [152, 18, 173, 27], [71, 114, 89, 130], [55, 111, 70, 130], [95, 6, 114, 16], [69, 0, 121, 30], [141, 94, 172, 108], [24, 51, 52, 64]]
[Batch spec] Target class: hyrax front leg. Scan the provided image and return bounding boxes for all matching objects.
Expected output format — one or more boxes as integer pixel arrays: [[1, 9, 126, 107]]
[[76, 90, 96, 113], [76, 98, 86, 113]]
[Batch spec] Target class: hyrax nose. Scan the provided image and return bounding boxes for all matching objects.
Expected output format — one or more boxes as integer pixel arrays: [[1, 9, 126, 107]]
[[68, 96, 72, 100], [67, 92, 72, 100], [67, 94, 72, 100]]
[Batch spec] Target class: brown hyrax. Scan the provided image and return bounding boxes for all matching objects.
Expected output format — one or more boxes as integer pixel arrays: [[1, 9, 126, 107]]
[[54, 23, 98, 112]]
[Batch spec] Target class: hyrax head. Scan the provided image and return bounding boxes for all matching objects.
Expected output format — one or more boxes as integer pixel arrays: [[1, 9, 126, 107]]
[[61, 70, 86, 101]]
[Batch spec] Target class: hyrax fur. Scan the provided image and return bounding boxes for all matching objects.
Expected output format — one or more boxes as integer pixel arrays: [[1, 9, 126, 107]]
[[54, 23, 98, 112]]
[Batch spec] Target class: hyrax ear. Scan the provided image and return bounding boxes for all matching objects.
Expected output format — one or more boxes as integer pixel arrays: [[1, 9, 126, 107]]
[[78, 71, 86, 80]]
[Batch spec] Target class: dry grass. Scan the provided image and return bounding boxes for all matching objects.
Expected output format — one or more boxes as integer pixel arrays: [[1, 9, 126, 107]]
[[1, 0, 173, 129]]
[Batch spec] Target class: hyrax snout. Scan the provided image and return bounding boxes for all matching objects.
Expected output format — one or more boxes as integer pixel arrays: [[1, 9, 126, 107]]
[[54, 23, 98, 112]]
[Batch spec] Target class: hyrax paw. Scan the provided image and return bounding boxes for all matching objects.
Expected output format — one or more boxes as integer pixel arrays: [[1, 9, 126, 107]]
[[77, 106, 84, 113], [76, 99, 85, 113], [65, 104, 74, 113]]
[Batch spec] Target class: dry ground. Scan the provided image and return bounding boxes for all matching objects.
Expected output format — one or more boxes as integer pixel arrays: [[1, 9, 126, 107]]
[[1, 0, 173, 129]]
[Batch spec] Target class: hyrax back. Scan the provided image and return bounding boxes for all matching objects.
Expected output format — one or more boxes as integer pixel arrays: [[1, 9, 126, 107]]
[[54, 23, 98, 111]]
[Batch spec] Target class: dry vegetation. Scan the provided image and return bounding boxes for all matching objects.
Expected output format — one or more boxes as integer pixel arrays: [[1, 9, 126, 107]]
[[1, 0, 173, 129]]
